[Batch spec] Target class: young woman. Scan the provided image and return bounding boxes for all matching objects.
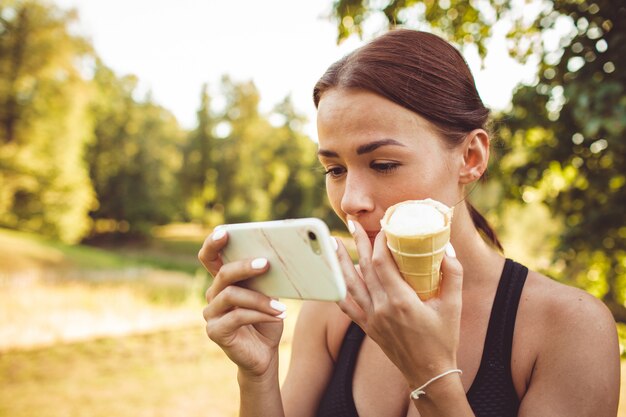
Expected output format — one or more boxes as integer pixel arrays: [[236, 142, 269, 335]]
[[199, 29, 620, 417]]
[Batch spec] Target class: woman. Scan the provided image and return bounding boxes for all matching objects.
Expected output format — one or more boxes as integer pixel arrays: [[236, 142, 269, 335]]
[[199, 29, 619, 417]]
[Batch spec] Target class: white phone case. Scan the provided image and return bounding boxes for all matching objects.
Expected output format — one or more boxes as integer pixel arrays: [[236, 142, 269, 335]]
[[219, 218, 346, 301]]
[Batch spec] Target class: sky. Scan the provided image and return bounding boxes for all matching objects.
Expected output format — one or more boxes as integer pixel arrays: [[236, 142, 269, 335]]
[[53, 0, 537, 138]]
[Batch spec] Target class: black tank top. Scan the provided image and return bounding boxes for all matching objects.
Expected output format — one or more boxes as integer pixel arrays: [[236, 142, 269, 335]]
[[316, 259, 528, 417]]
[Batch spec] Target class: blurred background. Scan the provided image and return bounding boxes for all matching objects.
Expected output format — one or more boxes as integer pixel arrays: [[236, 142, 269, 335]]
[[0, 0, 624, 416]]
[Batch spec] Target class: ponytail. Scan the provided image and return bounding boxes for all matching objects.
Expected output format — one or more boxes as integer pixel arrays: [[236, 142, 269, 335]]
[[467, 202, 503, 252]]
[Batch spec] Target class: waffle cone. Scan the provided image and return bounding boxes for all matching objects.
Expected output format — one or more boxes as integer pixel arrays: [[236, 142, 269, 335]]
[[380, 199, 453, 300]]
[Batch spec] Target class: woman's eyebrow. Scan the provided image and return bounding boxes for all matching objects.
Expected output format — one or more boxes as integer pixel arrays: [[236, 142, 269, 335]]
[[318, 138, 407, 158], [317, 148, 339, 158], [356, 138, 406, 155]]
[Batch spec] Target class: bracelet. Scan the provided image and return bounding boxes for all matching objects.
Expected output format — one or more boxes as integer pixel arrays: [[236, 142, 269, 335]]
[[409, 369, 463, 400]]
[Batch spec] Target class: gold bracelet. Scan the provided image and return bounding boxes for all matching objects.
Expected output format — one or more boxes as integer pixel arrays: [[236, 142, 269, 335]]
[[409, 369, 463, 400]]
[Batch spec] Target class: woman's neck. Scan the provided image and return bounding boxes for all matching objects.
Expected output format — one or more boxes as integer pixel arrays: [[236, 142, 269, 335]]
[[449, 202, 505, 291]]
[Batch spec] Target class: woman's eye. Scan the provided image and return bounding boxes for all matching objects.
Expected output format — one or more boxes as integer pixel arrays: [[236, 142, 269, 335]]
[[371, 162, 400, 174], [324, 166, 346, 178]]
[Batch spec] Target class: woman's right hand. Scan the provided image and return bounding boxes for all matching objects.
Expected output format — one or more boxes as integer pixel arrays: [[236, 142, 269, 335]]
[[199, 228, 286, 379]]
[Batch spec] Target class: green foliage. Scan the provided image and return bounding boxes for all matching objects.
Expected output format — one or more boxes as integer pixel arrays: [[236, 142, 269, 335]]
[[332, 0, 503, 56], [500, 0, 626, 321], [331, 0, 626, 321], [0, 0, 335, 243], [179, 83, 218, 224], [86, 62, 186, 237], [0, 1, 95, 243], [0, 0, 347, 248], [0, 226, 204, 274], [268, 96, 342, 229], [182, 77, 337, 228]]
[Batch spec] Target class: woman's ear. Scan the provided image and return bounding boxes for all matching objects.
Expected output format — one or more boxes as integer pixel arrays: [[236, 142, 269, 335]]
[[459, 129, 489, 184]]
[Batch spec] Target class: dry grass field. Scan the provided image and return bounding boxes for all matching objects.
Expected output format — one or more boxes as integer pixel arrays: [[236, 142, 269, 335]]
[[0, 299, 302, 417]]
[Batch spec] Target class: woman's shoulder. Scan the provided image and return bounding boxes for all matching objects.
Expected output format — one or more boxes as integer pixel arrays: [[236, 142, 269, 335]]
[[522, 268, 614, 324], [297, 300, 348, 324], [297, 300, 352, 360], [519, 268, 617, 351], [513, 267, 620, 413]]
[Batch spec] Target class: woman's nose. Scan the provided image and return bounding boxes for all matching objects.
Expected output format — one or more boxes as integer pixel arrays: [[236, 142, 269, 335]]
[[340, 173, 375, 216]]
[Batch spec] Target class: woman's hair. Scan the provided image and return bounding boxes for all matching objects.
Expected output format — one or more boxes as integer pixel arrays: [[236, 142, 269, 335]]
[[313, 29, 502, 251]]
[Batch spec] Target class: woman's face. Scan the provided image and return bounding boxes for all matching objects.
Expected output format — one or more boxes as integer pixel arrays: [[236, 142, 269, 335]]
[[316, 88, 464, 244]]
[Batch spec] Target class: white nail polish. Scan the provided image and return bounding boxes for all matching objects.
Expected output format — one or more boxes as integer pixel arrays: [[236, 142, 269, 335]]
[[275, 311, 287, 320], [348, 220, 356, 234], [251, 258, 268, 269], [332, 237, 339, 251], [270, 299, 287, 312], [212, 228, 226, 241], [445, 242, 457, 258]]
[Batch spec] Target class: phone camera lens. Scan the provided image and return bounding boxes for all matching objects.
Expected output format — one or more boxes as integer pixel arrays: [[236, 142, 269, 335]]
[[308, 231, 317, 241]]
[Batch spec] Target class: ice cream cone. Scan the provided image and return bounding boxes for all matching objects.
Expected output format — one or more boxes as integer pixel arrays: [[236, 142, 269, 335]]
[[380, 199, 453, 300]]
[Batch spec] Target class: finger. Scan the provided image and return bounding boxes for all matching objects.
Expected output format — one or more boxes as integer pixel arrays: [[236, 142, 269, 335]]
[[348, 220, 385, 296], [337, 293, 368, 325], [371, 230, 416, 301], [198, 227, 229, 277], [335, 237, 373, 312], [205, 257, 270, 302], [204, 285, 287, 321], [207, 308, 284, 345], [439, 243, 463, 314]]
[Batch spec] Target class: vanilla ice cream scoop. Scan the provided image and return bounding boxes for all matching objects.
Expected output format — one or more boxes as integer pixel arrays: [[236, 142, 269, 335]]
[[386, 202, 445, 236]]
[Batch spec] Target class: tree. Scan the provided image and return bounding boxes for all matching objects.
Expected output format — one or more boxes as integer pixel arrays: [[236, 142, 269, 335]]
[[192, 77, 338, 228], [87, 62, 185, 237], [268, 96, 343, 229], [210, 77, 272, 223], [0, 0, 95, 243], [179, 83, 218, 225], [500, 1, 626, 321], [331, 0, 626, 321]]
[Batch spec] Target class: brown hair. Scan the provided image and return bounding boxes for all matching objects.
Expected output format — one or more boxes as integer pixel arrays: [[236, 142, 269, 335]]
[[313, 29, 502, 251]]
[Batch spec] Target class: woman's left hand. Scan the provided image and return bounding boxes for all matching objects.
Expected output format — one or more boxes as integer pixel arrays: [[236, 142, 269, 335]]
[[336, 220, 464, 389]]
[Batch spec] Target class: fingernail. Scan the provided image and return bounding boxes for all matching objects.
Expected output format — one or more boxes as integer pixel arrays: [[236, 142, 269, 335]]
[[251, 258, 268, 269], [332, 237, 339, 251], [348, 220, 356, 234], [212, 228, 226, 241], [445, 242, 457, 258], [270, 299, 287, 312], [275, 311, 287, 320]]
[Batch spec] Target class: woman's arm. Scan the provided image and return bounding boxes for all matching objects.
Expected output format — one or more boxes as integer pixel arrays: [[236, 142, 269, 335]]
[[199, 230, 287, 417], [518, 281, 620, 416], [238, 366, 285, 417], [281, 301, 347, 417]]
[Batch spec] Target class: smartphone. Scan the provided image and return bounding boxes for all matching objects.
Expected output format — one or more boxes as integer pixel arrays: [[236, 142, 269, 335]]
[[218, 218, 346, 301]]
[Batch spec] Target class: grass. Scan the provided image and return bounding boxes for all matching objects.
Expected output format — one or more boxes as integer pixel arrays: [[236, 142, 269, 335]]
[[0, 226, 207, 275], [0, 271, 207, 350], [0, 226, 210, 351], [0, 327, 240, 417], [0, 301, 302, 417]]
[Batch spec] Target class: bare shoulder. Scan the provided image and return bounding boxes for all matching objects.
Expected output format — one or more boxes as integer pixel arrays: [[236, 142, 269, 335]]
[[295, 300, 351, 359], [515, 269, 619, 375], [295, 300, 347, 334], [516, 269, 620, 416], [297, 299, 344, 318], [521, 270, 617, 339], [282, 301, 351, 417]]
